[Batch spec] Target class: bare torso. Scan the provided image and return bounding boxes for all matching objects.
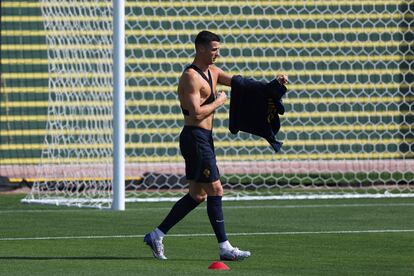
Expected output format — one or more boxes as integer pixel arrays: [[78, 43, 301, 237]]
[[177, 65, 222, 130]]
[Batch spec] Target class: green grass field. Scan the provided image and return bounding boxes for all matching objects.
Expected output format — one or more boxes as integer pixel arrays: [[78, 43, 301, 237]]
[[0, 194, 413, 275]]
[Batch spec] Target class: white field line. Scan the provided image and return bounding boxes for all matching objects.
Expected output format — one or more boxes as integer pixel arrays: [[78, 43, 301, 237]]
[[1, 202, 414, 214], [1, 229, 414, 242], [224, 203, 414, 209]]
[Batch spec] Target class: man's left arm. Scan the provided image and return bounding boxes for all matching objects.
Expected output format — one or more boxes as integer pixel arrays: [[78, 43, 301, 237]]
[[216, 66, 288, 87], [215, 66, 233, 87], [277, 74, 289, 85]]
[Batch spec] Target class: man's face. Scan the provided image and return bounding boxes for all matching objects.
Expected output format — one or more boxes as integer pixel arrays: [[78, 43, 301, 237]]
[[198, 41, 220, 65], [209, 41, 221, 64]]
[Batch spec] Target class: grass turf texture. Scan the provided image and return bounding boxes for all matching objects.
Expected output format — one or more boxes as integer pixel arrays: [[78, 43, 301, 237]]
[[0, 194, 413, 275]]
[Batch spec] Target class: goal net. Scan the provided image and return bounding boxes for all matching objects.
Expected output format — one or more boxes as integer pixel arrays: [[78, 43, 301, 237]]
[[1, 0, 413, 209]]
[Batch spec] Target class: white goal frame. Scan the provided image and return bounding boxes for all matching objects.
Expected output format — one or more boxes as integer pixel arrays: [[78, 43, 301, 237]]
[[112, 0, 126, 211]]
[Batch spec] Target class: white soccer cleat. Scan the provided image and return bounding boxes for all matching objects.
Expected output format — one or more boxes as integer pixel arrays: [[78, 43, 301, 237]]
[[219, 247, 251, 261], [144, 232, 167, 260]]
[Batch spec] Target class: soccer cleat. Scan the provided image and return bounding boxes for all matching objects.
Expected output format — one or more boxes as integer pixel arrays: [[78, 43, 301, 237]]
[[219, 247, 251, 261], [144, 232, 167, 260]]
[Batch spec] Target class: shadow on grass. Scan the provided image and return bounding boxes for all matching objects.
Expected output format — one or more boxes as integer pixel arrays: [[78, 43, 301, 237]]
[[0, 256, 150, 261], [0, 256, 211, 262]]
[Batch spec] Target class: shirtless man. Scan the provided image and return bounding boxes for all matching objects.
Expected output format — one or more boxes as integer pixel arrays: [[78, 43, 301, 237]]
[[144, 30, 287, 261]]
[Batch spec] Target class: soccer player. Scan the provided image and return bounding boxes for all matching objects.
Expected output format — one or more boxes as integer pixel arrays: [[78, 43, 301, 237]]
[[144, 30, 288, 261]]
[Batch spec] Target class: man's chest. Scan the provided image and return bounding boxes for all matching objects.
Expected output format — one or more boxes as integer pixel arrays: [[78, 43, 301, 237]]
[[198, 72, 218, 99]]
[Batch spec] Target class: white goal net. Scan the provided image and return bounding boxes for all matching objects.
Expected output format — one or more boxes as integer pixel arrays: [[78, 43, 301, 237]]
[[0, 0, 412, 208]]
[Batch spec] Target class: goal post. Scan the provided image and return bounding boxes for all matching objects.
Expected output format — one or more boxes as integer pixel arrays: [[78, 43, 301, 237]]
[[112, 0, 126, 211], [0, 1, 413, 209]]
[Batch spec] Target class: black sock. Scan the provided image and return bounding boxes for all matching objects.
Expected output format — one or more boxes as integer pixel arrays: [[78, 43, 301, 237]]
[[157, 193, 200, 234], [207, 196, 228, 243]]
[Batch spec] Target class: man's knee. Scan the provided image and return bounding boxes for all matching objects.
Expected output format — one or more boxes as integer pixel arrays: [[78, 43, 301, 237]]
[[189, 190, 207, 203], [193, 194, 208, 203], [206, 180, 223, 196]]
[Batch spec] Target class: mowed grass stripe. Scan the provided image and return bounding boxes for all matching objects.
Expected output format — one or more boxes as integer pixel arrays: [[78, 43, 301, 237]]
[[1, 229, 414, 242], [2, 202, 414, 213], [1, 68, 404, 80], [1, 152, 412, 165], [1, 0, 406, 8], [1, 27, 407, 37], [3, 55, 412, 65], [1, 124, 411, 137], [1, 83, 409, 94], [3, 96, 413, 108], [0, 110, 410, 122], [2, 138, 411, 151], [2, 41, 409, 51], [3, 13, 410, 22]]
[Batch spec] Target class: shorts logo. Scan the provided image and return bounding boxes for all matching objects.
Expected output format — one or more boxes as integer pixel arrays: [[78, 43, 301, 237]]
[[203, 168, 211, 178]]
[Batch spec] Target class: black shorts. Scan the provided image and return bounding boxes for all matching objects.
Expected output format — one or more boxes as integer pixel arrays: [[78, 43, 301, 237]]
[[179, 125, 220, 183]]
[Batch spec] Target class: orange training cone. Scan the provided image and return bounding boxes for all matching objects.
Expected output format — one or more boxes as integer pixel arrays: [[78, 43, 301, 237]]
[[208, 261, 230, 270]]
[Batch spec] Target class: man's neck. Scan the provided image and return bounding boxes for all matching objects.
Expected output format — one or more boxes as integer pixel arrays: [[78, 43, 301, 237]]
[[192, 59, 210, 72]]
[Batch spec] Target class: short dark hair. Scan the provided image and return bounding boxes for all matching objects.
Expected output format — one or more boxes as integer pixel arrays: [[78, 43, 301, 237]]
[[194, 30, 220, 47]]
